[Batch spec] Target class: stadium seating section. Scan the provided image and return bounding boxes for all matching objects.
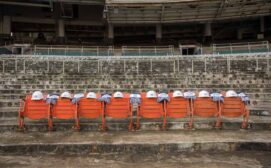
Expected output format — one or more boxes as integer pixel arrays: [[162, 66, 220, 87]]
[[19, 91, 250, 131]]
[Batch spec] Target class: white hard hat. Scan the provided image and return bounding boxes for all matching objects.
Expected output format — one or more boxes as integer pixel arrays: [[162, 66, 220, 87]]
[[173, 90, 183, 97], [146, 90, 157, 98], [86, 92, 97, 99], [113, 91, 124, 98], [198, 90, 210, 98], [226, 90, 238, 97], [60, 91, 72, 99], [31, 91, 43, 100]]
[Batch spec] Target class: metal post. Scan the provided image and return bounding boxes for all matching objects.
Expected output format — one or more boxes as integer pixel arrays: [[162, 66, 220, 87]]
[[78, 60, 80, 73], [23, 60, 26, 73], [267, 58, 270, 76], [97, 46, 99, 56], [204, 57, 207, 73], [47, 60, 49, 73], [97, 60, 100, 73], [123, 60, 126, 72], [256, 58, 259, 72], [2, 60, 4, 73], [191, 60, 194, 73], [173, 60, 175, 73], [15, 58, 17, 72], [227, 57, 231, 73], [62, 60, 65, 74], [177, 55, 180, 72], [137, 61, 139, 74], [150, 59, 152, 72]]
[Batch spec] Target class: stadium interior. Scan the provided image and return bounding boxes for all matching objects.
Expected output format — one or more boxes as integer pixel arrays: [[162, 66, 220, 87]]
[[0, 0, 271, 167]]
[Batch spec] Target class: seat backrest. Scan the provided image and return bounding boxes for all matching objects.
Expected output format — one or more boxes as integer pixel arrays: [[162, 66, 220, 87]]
[[166, 92, 190, 118], [105, 93, 131, 118], [140, 93, 163, 118], [222, 97, 245, 117], [78, 98, 103, 118], [24, 95, 50, 119], [52, 98, 76, 119], [193, 97, 218, 117]]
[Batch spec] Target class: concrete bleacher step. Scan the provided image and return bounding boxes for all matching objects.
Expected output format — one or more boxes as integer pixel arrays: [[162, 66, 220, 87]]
[[1, 83, 271, 90], [1, 151, 271, 167], [1, 88, 271, 94], [0, 116, 270, 132], [0, 130, 270, 155]]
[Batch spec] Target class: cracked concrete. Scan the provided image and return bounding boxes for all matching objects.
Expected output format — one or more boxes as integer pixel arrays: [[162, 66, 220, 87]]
[[0, 151, 271, 168]]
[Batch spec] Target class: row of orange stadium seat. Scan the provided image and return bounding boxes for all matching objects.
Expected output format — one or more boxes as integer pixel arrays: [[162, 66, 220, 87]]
[[18, 94, 249, 131]]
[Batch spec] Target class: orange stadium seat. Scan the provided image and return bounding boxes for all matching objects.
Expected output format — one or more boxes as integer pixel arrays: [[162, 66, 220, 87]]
[[220, 96, 249, 129], [166, 92, 192, 128], [193, 97, 221, 128], [77, 93, 104, 130], [52, 98, 78, 129], [105, 92, 133, 130], [136, 92, 164, 129], [18, 95, 52, 130]]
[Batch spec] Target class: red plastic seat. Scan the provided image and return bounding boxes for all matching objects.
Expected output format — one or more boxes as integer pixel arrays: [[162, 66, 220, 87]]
[[105, 93, 133, 130], [52, 98, 78, 129], [193, 97, 221, 128], [136, 92, 164, 129], [221, 97, 249, 128], [77, 94, 103, 130], [166, 92, 192, 128], [18, 95, 52, 130]]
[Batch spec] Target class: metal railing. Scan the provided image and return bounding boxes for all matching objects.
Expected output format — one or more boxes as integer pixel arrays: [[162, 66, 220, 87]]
[[212, 41, 269, 54], [0, 53, 270, 76], [121, 45, 175, 56], [32, 45, 114, 56]]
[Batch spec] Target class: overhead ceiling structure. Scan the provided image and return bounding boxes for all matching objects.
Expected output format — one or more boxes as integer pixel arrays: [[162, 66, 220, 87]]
[[105, 0, 271, 24], [0, 0, 105, 7]]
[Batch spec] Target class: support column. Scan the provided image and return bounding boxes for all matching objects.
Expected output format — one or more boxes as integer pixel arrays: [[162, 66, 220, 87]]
[[108, 23, 114, 44], [204, 22, 212, 42], [156, 24, 162, 43], [260, 17, 265, 33], [237, 29, 243, 40], [1, 16, 11, 35], [204, 22, 212, 37], [57, 19, 65, 43], [258, 16, 265, 39]]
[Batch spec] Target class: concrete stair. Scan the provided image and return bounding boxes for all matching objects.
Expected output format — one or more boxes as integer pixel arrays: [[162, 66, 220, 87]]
[[0, 55, 271, 131], [0, 130, 271, 155]]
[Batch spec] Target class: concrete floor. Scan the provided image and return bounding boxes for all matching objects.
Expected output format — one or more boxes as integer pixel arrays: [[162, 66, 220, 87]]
[[1, 130, 271, 145], [0, 151, 271, 168]]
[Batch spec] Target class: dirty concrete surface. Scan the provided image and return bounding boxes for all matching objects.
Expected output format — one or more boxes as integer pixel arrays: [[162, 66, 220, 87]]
[[0, 151, 271, 168], [1, 130, 271, 145]]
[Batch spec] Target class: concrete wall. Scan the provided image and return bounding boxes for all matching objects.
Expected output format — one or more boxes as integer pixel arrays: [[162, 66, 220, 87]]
[[0, 54, 270, 118]]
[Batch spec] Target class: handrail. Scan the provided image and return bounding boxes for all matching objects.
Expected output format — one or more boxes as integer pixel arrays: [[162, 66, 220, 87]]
[[0, 52, 270, 61]]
